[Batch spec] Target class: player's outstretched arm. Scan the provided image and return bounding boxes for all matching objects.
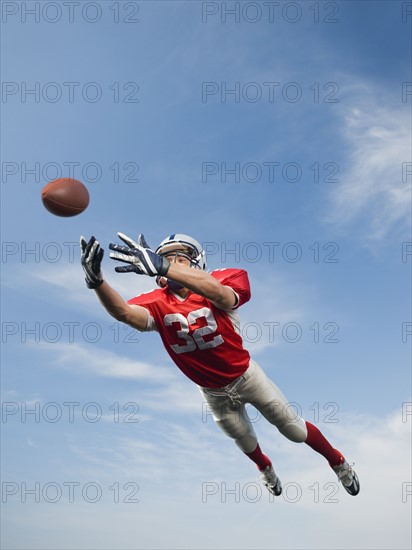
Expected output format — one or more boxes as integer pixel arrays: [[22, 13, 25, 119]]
[[109, 233, 237, 309], [94, 281, 149, 330], [167, 262, 237, 309], [80, 236, 149, 331]]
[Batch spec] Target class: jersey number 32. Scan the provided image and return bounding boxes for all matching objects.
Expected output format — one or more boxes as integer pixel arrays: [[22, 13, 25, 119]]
[[164, 307, 224, 354]]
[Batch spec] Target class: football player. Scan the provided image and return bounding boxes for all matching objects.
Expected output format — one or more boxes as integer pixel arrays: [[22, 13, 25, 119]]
[[80, 233, 360, 497]]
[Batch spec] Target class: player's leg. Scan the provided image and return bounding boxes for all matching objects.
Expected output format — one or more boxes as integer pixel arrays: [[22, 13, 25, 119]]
[[304, 421, 360, 494], [239, 360, 359, 495], [199, 386, 282, 496], [200, 386, 265, 462], [239, 359, 308, 442]]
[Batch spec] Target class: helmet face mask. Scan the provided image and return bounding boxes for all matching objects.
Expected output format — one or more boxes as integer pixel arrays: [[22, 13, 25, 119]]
[[163, 249, 194, 264], [155, 233, 206, 291], [156, 234, 207, 271]]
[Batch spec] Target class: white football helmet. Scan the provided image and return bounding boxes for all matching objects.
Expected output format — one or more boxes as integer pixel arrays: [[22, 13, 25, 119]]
[[156, 233, 207, 270]]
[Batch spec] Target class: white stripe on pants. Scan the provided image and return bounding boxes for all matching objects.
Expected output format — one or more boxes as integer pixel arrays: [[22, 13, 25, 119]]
[[199, 359, 308, 453]]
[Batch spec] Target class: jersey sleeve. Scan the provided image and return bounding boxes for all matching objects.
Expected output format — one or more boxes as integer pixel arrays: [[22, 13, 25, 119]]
[[210, 269, 251, 309], [127, 290, 162, 332]]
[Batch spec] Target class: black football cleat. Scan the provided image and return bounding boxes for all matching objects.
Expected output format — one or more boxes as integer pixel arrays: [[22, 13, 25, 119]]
[[259, 465, 282, 496], [333, 461, 360, 496]]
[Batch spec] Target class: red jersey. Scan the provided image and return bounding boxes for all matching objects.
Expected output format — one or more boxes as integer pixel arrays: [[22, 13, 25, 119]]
[[127, 269, 251, 388]]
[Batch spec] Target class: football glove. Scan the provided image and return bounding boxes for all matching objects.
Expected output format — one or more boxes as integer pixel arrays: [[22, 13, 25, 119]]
[[80, 236, 104, 289], [109, 233, 170, 277]]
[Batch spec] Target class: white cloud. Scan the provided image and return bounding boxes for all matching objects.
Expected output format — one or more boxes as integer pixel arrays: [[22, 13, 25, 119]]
[[4, 406, 410, 550], [326, 86, 411, 243], [31, 341, 174, 383], [137, 379, 206, 414], [75, 406, 412, 549]]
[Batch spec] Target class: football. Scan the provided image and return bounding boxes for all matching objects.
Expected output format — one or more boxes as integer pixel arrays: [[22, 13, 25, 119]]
[[41, 178, 90, 217]]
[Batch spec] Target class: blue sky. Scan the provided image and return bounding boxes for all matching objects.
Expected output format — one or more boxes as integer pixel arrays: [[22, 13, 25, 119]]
[[1, 1, 411, 549]]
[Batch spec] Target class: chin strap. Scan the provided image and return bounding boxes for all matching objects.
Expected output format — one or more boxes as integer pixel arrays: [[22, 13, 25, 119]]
[[156, 276, 184, 291], [156, 277, 184, 290], [166, 279, 185, 291]]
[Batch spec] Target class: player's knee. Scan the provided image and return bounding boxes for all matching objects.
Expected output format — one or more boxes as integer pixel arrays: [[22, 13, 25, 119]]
[[215, 418, 245, 440], [278, 419, 307, 443], [235, 434, 258, 453]]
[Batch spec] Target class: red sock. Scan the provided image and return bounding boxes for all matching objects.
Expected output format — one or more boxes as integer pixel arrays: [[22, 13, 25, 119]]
[[305, 421, 344, 467], [244, 443, 272, 471]]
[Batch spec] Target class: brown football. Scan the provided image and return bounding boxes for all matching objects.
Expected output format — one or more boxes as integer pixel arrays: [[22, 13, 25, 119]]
[[41, 178, 90, 217]]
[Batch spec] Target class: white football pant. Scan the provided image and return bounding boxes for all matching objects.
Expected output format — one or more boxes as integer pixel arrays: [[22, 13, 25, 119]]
[[199, 359, 308, 453]]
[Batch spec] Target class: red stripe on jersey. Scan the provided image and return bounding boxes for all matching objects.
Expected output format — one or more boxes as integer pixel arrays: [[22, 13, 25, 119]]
[[128, 269, 251, 388]]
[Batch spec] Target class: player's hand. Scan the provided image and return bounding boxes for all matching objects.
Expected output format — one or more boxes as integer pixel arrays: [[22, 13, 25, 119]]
[[80, 236, 104, 289], [109, 232, 170, 277]]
